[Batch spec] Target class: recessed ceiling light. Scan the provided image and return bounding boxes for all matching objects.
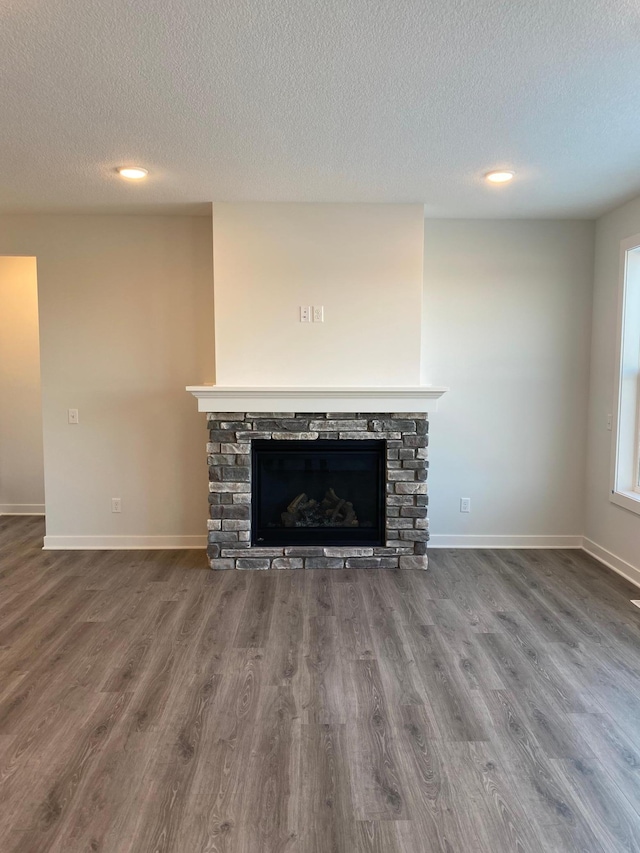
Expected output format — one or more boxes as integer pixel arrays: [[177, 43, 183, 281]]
[[485, 170, 514, 183], [117, 166, 148, 180]]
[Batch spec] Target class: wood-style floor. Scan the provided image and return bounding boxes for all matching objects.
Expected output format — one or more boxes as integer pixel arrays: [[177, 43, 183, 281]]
[[1, 517, 640, 852]]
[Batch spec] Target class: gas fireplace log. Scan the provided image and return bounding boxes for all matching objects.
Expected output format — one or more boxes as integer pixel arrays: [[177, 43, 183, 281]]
[[289, 493, 313, 514], [282, 492, 316, 527], [329, 498, 346, 523], [342, 503, 358, 527], [281, 489, 359, 528]]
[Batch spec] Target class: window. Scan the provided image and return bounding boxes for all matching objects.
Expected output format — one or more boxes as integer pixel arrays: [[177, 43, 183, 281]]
[[611, 236, 640, 514]]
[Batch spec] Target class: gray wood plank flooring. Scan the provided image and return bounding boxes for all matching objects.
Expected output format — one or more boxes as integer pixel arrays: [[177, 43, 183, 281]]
[[1, 515, 639, 852]]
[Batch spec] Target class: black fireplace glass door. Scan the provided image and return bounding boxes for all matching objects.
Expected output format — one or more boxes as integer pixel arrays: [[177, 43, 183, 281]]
[[252, 440, 385, 546]]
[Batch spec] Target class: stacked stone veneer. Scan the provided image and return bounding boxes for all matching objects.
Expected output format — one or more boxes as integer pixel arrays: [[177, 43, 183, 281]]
[[206, 412, 429, 570]]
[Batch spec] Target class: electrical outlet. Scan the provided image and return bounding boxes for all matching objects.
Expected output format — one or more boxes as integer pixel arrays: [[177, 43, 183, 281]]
[[68, 408, 79, 424], [607, 413, 613, 431], [111, 498, 122, 513], [313, 305, 324, 322], [299, 306, 311, 323], [460, 497, 471, 513]]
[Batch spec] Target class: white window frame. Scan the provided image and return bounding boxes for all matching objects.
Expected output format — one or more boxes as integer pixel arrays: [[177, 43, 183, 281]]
[[610, 234, 640, 514]]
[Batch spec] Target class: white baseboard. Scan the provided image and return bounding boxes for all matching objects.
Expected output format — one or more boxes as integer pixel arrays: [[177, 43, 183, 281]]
[[0, 504, 45, 515], [428, 534, 583, 549], [29, 533, 640, 590], [427, 533, 640, 590], [582, 538, 640, 590], [43, 534, 207, 550]]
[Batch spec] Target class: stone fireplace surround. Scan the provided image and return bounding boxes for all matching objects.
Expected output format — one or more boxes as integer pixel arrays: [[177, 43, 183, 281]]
[[205, 412, 429, 570]]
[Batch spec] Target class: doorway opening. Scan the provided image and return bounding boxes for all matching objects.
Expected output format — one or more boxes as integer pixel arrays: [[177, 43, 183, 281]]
[[0, 257, 45, 541]]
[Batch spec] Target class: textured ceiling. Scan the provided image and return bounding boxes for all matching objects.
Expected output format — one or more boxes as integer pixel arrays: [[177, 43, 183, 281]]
[[1, 0, 640, 217]]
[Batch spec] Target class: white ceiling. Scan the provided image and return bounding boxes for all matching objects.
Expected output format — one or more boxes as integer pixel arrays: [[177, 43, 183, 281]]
[[1, 0, 640, 218]]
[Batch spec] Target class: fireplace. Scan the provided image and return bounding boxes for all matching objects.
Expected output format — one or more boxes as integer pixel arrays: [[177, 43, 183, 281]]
[[251, 439, 386, 547], [186, 204, 448, 568], [196, 409, 432, 570]]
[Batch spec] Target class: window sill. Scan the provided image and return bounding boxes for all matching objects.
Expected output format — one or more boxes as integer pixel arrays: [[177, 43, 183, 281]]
[[611, 489, 640, 516]]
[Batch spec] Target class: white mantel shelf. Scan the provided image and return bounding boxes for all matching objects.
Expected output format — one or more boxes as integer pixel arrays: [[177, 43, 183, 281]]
[[186, 385, 448, 413]]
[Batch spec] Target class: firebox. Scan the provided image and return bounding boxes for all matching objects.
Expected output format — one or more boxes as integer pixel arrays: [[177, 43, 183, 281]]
[[251, 439, 386, 546]]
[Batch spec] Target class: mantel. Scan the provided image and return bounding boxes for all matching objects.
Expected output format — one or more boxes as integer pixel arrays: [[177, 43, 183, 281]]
[[186, 385, 448, 413]]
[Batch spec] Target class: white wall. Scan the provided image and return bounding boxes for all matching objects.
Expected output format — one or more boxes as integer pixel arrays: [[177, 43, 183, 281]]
[[0, 210, 608, 553], [0, 256, 45, 513], [0, 215, 214, 547], [584, 195, 640, 584], [423, 220, 594, 546], [212, 203, 425, 386]]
